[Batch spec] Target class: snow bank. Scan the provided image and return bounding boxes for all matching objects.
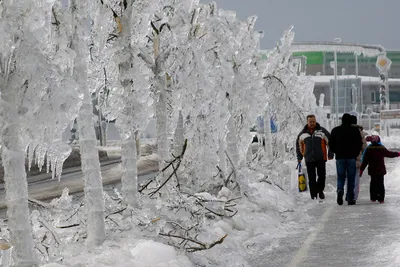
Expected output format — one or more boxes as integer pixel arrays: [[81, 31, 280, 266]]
[[385, 160, 400, 191], [131, 240, 193, 267], [381, 131, 400, 149], [53, 239, 192, 267]]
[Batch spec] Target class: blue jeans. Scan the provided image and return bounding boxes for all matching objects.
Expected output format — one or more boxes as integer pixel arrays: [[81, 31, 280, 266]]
[[336, 159, 356, 201]]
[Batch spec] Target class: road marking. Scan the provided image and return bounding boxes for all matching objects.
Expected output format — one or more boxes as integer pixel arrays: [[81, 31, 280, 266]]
[[286, 204, 334, 267]]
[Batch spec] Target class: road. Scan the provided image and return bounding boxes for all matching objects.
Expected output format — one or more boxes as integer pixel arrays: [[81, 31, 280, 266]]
[[0, 157, 159, 210], [246, 157, 400, 267]]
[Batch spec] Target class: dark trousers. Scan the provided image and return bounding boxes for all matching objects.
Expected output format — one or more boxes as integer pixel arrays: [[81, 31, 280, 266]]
[[336, 158, 356, 202], [370, 175, 385, 201], [306, 161, 326, 197]]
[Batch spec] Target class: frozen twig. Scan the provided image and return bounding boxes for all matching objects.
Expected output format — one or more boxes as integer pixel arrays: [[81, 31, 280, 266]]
[[159, 232, 205, 249], [57, 224, 80, 229], [105, 207, 127, 219], [65, 201, 84, 221], [28, 198, 51, 208], [37, 217, 61, 245], [148, 139, 187, 197], [186, 234, 228, 253]]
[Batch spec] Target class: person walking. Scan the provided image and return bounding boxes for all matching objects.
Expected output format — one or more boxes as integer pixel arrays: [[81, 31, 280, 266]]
[[329, 113, 363, 205], [350, 112, 367, 203], [296, 114, 333, 200], [360, 135, 400, 203]]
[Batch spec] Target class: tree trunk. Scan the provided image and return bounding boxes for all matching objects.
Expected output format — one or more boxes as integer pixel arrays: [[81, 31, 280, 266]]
[[121, 136, 138, 208], [218, 138, 226, 178], [226, 116, 239, 167], [226, 115, 239, 181], [72, 0, 105, 248], [0, 98, 37, 265], [156, 88, 169, 162], [263, 108, 273, 162], [173, 110, 184, 156], [77, 97, 106, 247], [152, 34, 170, 165]]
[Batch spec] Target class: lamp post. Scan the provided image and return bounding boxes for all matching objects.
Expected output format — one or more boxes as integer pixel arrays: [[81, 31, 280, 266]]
[[376, 53, 392, 136], [351, 83, 357, 112], [333, 38, 342, 126]]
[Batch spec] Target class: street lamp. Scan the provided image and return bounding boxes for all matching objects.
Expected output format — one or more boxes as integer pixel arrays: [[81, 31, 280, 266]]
[[333, 37, 342, 126], [351, 83, 357, 112]]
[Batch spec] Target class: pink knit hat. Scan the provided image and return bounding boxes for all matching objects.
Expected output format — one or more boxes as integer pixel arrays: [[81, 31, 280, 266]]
[[366, 135, 380, 143]]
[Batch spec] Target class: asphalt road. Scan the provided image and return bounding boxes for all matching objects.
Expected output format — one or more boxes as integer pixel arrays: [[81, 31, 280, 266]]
[[0, 158, 158, 210]]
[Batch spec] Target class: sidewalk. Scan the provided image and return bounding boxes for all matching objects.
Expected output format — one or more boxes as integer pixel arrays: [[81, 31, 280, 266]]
[[247, 157, 400, 267]]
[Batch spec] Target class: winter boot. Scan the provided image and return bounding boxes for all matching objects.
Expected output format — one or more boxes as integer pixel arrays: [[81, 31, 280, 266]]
[[348, 199, 356, 205], [337, 190, 344, 206]]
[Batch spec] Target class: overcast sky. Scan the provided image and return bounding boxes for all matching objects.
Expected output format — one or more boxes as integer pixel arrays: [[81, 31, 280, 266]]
[[200, 0, 399, 50]]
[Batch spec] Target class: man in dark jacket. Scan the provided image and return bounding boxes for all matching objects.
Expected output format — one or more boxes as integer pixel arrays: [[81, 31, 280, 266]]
[[296, 115, 333, 200], [329, 113, 363, 205]]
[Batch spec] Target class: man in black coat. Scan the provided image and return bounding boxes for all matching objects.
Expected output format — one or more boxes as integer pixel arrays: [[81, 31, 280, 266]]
[[296, 115, 333, 200], [329, 113, 363, 205]]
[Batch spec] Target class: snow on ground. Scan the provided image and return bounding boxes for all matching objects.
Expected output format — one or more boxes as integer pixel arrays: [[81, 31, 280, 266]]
[[380, 128, 400, 150], [18, 134, 400, 266], [41, 239, 193, 267], [38, 156, 332, 266]]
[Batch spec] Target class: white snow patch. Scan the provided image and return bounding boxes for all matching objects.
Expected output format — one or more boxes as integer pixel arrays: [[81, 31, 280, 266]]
[[131, 240, 193, 267]]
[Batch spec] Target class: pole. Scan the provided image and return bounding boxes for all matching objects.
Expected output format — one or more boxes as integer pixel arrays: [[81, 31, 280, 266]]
[[334, 51, 339, 126], [355, 54, 359, 77], [384, 70, 390, 136]]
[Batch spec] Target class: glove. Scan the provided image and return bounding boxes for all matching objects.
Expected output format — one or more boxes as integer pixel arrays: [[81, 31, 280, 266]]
[[359, 170, 363, 177]]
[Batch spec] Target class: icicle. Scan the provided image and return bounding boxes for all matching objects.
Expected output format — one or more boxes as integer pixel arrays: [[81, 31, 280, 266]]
[[46, 154, 50, 174], [27, 144, 35, 171]]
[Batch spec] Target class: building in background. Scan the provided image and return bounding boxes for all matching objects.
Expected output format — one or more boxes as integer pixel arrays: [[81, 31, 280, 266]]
[[292, 51, 400, 78], [292, 50, 400, 114]]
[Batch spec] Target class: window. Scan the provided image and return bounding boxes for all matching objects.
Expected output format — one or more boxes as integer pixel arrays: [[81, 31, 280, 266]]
[[371, 92, 377, 103], [389, 91, 400, 102]]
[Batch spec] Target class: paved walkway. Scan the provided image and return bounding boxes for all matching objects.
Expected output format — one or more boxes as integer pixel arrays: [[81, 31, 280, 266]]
[[248, 159, 400, 267]]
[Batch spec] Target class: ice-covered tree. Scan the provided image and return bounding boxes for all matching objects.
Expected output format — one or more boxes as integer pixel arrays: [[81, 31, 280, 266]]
[[221, 14, 266, 168], [0, 0, 81, 264], [70, 0, 106, 247], [97, 0, 159, 208], [160, 3, 234, 192], [260, 27, 317, 158], [139, 0, 201, 164]]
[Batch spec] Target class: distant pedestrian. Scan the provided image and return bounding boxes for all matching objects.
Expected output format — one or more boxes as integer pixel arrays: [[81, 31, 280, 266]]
[[360, 135, 400, 203], [329, 113, 363, 205], [349, 112, 367, 202], [296, 115, 333, 200]]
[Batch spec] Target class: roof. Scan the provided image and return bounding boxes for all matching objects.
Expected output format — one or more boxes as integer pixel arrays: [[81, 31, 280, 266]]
[[309, 75, 400, 85]]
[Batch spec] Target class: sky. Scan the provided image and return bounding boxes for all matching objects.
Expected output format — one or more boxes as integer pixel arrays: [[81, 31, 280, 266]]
[[200, 0, 400, 50]]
